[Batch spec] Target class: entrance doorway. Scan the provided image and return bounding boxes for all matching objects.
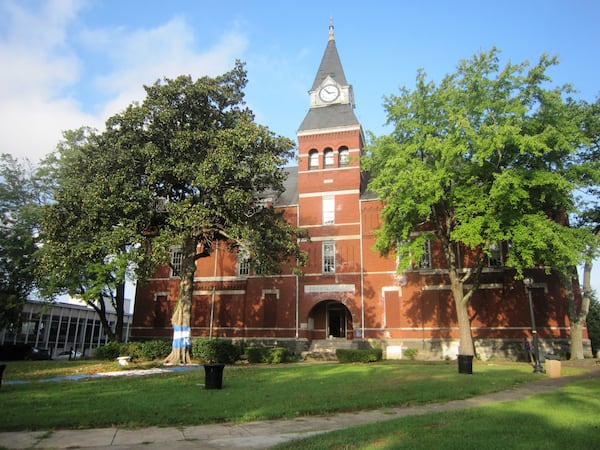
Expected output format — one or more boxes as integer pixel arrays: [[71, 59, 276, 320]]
[[327, 303, 347, 338], [307, 300, 353, 340]]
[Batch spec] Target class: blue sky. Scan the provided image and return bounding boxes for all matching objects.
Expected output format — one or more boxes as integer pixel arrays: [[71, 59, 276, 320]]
[[1, 0, 599, 292]]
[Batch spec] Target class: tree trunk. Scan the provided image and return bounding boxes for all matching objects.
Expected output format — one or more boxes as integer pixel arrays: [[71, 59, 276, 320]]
[[88, 294, 116, 342], [164, 236, 197, 365], [448, 269, 474, 356], [570, 321, 585, 360], [566, 260, 592, 360], [114, 281, 126, 342], [435, 206, 475, 358]]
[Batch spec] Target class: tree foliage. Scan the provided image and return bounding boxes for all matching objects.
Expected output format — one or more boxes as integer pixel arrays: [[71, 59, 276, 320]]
[[567, 97, 600, 358], [587, 293, 600, 356], [364, 48, 597, 357], [130, 62, 305, 364], [0, 154, 43, 328], [132, 65, 304, 273], [40, 62, 306, 362], [37, 127, 152, 341]]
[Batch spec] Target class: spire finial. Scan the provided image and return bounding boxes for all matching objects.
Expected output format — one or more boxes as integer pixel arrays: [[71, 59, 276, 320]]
[[329, 17, 334, 41]]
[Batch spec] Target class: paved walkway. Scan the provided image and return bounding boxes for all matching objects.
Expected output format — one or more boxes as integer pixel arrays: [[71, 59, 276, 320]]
[[1, 361, 598, 449]]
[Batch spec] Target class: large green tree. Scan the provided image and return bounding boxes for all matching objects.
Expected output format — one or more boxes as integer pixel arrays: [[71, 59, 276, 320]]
[[0, 154, 43, 328], [364, 48, 596, 360], [38, 127, 151, 342], [568, 96, 600, 358], [99, 62, 305, 364]]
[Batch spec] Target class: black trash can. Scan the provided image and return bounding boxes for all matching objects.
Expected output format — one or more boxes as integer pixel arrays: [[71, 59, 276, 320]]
[[457, 354, 473, 374], [203, 363, 225, 389], [0, 364, 6, 390]]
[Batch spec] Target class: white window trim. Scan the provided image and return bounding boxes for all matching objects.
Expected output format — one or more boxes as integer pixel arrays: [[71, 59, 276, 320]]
[[418, 239, 432, 269], [324, 148, 334, 168], [322, 241, 336, 273], [309, 150, 319, 170], [339, 148, 349, 166], [170, 249, 183, 278], [487, 242, 503, 268], [238, 251, 250, 276]]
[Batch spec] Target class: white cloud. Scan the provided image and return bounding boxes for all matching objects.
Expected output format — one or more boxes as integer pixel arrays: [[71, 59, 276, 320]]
[[86, 18, 248, 119], [0, 0, 87, 161], [0, 1, 247, 163]]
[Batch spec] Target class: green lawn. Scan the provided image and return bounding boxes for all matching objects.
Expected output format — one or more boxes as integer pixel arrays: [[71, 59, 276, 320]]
[[0, 360, 586, 432], [273, 377, 600, 449]]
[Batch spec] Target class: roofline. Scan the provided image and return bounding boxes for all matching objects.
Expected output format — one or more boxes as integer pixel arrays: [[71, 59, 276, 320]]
[[297, 123, 362, 137]]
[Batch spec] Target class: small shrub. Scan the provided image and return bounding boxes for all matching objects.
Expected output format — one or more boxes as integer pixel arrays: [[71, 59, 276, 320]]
[[404, 348, 418, 360], [336, 348, 382, 363], [246, 346, 267, 363], [245, 346, 292, 363], [192, 338, 241, 364], [266, 347, 290, 363], [94, 341, 122, 360], [140, 340, 171, 360], [120, 342, 143, 360]]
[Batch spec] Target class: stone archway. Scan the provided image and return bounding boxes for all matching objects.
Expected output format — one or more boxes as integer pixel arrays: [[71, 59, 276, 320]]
[[308, 300, 353, 340]]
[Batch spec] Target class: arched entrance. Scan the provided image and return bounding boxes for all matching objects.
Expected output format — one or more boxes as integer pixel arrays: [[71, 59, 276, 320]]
[[308, 300, 353, 340]]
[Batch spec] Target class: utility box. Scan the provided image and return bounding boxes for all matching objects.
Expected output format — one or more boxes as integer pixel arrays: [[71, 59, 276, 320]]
[[546, 359, 561, 378], [386, 345, 403, 360]]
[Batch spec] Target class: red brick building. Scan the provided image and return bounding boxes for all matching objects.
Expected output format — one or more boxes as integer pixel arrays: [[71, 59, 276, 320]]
[[132, 25, 589, 359]]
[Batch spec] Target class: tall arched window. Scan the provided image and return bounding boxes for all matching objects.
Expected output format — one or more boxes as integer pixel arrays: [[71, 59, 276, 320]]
[[339, 147, 349, 166], [324, 148, 334, 168], [308, 149, 319, 170]]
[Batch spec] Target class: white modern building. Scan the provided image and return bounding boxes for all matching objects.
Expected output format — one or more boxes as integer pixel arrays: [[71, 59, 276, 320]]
[[0, 299, 132, 358]]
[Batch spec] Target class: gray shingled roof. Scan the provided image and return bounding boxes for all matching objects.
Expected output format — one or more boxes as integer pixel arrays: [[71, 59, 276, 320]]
[[310, 39, 348, 91], [272, 166, 298, 207], [298, 103, 359, 132]]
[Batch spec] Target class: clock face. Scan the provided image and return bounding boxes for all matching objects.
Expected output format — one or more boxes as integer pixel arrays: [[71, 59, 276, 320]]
[[319, 84, 340, 102]]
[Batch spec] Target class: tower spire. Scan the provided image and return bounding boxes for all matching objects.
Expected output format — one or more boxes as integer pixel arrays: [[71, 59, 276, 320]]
[[329, 17, 334, 41]]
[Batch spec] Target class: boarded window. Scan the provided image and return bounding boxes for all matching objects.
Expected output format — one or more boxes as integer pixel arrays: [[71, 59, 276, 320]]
[[385, 290, 401, 329], [323, 196, 335, 225], [263, 293, 277, 328]]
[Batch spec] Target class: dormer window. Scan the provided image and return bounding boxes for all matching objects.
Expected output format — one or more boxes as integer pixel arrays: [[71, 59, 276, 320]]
[[324, 148, 334, 168], [308, 149, 319, 170]]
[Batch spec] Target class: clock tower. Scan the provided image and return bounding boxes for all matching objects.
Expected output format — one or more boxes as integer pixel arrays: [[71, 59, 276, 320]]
[[297, 19, 364, 187], [308, 21, 355, 109], [296, 20, 366, 341]]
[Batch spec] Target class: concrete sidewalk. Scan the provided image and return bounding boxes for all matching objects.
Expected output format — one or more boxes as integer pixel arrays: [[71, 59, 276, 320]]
[[1, 362, 598, 449]]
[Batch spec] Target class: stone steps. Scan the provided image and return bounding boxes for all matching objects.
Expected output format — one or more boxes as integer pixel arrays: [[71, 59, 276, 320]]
[[301, 339, 357, 361]]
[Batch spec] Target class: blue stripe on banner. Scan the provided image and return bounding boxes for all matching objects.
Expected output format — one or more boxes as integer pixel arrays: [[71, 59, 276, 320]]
[[172, 326, 191, 349]]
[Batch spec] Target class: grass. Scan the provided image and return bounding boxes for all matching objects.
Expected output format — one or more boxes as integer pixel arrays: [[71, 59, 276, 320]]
[[0, 359, 588, 432], [273, 377, 600, 449], [2, 359, 163, 381]]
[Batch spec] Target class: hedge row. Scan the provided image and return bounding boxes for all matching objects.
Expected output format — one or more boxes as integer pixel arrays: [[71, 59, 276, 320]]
[[245, 346, 291, 363], [336, 348, 383, 363], [94, 340, 172, 361], [93, 339, 298, 364], [192, 339, 241, 364]]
